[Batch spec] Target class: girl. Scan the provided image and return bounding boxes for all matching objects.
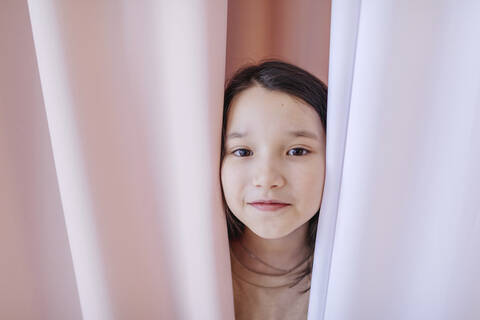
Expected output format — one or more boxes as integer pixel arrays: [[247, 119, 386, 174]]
[[220, 60, 328, 319]]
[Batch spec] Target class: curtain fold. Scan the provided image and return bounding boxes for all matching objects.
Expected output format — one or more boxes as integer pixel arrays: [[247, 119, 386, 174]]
[[309, 1, 480, 319], [308, 0, 361, 318], [3, 1, 232, 319], [0, 1, 82, 319]]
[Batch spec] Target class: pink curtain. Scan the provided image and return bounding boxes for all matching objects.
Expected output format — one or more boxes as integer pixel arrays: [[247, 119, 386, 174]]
[[0, 1, 331, 319]]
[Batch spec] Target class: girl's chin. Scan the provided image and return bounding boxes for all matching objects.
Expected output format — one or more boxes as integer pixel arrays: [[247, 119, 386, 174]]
[[246, 226, 293, 240]]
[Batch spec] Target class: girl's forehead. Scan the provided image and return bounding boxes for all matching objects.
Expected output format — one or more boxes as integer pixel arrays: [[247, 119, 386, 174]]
[[226, 86, 321, 133]]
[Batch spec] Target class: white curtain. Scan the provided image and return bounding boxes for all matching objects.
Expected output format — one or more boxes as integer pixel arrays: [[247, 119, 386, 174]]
[[309, 1, 480, 319]]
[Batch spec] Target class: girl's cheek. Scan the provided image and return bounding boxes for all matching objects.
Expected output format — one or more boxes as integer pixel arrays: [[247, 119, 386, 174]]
[[221, 164, 240, 195]]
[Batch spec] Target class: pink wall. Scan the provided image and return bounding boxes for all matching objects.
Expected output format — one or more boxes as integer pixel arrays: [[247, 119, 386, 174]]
[[226, 0, 331, 83]]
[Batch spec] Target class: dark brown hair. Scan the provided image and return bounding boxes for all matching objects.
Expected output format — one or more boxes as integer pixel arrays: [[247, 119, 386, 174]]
[[220, 59, 328, 290]]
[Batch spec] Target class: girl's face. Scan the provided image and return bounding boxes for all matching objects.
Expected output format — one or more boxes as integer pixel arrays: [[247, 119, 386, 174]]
[[221, 85, 326, 239]]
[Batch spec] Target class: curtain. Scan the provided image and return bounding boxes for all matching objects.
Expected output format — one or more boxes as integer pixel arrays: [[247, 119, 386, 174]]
[[1, 1, 479, 320], [309, 1, 480, 319], [2, 1, 232, 319]]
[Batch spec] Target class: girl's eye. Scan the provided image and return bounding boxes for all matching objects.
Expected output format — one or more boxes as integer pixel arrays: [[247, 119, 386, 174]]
[[232, 148, 252, 157], [231, 147, 310, 157], [287, 148, 310, 156]]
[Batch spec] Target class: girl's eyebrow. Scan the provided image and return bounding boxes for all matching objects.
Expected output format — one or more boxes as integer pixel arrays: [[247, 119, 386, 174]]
[[226, 130, 319, 141], [226, 132, 246, 140], [289, 130, 319, 140]]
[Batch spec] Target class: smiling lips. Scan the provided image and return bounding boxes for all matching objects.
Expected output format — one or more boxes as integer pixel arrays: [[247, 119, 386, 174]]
[[248, 200, 290, 211]]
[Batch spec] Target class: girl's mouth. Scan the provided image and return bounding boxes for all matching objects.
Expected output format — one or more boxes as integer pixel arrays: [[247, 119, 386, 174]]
[[248, 202, 290, 211]]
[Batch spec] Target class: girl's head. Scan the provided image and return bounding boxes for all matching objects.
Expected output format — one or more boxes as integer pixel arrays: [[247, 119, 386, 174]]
[[220, 60, 327, 249]]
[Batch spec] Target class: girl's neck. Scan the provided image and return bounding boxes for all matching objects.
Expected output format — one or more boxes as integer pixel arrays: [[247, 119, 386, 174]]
[[231, 223, 311, 274]]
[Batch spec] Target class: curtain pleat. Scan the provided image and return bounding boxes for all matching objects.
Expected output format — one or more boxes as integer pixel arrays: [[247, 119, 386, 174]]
[[308, 0, 361, 318], [2, 1, 232, 319], [0, 1, 82, 319], [309, 1, 480, 319]]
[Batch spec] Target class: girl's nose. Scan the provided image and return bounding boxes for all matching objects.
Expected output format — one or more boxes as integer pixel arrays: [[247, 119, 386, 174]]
[[252, 165, 285, 189]]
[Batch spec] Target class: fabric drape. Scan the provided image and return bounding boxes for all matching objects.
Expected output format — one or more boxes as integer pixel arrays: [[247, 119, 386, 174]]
[[309, 1, 480, 319], [2, 1, 231, 319]]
